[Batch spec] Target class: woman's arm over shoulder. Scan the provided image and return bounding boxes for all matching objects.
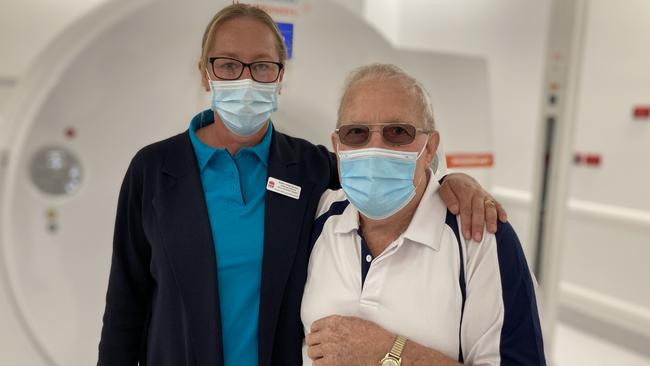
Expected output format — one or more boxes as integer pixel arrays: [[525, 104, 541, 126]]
[[304, 142, 339, 190], [277, 132, 339, 190], [326, 149, 340, 190]]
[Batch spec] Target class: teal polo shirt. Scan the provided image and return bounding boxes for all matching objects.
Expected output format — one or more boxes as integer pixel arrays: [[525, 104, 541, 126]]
[[188, 110, 272, 366]]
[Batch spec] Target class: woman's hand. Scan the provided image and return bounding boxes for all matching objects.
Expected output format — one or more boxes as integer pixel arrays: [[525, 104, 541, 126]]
[[439, 173, 507, 241]]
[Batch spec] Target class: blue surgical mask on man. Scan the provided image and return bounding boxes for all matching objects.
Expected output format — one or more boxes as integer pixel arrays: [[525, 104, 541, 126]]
[[338, 142, 428, 220], [207, 77, 280, 136]]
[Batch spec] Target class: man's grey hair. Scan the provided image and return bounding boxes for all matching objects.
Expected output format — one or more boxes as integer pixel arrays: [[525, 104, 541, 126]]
[[337, 63, 436, 131]]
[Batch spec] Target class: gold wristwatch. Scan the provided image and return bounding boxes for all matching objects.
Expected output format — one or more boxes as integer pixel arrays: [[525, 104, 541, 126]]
[[379, 335, 407, 366]]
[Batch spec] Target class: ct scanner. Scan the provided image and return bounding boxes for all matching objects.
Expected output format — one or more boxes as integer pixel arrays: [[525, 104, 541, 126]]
[[0, 0, 493, 364]]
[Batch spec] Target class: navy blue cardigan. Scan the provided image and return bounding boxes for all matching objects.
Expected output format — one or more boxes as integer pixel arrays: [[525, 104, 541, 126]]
[[98, 128, 338, 366]]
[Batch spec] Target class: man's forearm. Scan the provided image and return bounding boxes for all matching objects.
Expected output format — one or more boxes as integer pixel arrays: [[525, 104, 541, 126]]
[[400, 339, 462, 366]]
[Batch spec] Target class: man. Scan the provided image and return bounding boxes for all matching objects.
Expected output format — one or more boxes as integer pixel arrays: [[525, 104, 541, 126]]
[[302, 64, 545, 365], [98, 4, 506, 366]]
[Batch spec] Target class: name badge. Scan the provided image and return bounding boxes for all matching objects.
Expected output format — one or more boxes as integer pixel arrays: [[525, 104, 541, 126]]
[[266, 177, 301, 200]]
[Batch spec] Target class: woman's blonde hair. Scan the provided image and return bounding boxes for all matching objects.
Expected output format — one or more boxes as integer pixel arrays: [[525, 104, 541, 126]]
[[199, 3, 287, 71]]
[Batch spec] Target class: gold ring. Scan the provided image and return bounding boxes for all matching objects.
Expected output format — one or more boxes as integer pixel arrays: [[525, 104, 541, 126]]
[[484, 199, 496, 206]]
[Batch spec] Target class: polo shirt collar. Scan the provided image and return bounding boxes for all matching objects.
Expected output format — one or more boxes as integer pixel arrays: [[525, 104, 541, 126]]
[[188, 109, 273, 171], [334, 169, 447, 251], [248, 123, 273, 165], [402, 170, 447, 251]]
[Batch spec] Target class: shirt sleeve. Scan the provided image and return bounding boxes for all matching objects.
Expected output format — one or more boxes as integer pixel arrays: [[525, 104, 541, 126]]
[[98, 155, 153, 365], [460, 220, 547, 365]]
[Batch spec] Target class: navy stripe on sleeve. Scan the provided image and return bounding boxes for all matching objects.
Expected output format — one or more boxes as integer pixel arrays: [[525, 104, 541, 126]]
[[444, 210, 466, 363], [310, 200, 350, 249], [495, 221, 546, 365]]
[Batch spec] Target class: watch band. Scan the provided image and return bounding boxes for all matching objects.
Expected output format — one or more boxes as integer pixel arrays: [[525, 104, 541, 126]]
[[388, 335, 408, 358]]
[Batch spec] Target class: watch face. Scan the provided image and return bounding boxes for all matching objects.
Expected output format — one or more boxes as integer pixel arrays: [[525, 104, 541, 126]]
[[380, 359, 399, 366]]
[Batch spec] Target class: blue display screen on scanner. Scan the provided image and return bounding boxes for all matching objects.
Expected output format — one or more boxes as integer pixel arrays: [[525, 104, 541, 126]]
[[276, 22, 294, 59]]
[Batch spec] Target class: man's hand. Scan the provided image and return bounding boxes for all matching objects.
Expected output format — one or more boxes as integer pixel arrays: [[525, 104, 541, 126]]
[[305, 315, 393, 366], [439, 172, 507, 241]]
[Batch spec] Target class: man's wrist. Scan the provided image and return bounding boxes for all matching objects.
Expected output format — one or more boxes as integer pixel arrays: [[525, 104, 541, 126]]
[[375, 332, 396, 362], [379, 335, 408, 365]]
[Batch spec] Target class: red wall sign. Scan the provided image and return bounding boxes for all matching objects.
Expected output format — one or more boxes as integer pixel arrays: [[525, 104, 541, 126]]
[[446, 153, 494, 168], [633, 106, 650, 119], [574, 153, 602, 167]]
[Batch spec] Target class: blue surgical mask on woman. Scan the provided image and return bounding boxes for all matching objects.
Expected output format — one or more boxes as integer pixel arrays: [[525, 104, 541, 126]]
[[207, 77, 280, 136], [338, 142, 428, 220]]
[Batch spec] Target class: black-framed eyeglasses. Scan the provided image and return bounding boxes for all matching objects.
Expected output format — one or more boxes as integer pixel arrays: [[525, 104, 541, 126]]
[[335, 123, 429, 146], [208, 57, 284, 83]]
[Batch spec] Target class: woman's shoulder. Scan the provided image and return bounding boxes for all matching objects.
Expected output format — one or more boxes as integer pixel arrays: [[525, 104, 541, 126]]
[[132, 132, 190, 163], [273, 130, 331, 158], [122, 131, 195, 183]]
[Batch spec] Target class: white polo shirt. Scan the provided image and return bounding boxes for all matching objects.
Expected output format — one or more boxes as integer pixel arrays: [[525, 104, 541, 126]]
[[301, 172, 546, 365]]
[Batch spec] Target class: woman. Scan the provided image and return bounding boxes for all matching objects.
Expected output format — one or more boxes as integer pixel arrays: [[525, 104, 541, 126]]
[[97, 4, 505, 366]]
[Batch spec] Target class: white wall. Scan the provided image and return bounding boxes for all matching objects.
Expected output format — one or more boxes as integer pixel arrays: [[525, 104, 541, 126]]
[[0, 145, 46, 365], [0, 0, 109, 79], [0, 0, 110, 143], [0, 2, 110, 363], [0, 79, 15, 115], [570, 0, 650, 210], [559, 0, 650, 338]]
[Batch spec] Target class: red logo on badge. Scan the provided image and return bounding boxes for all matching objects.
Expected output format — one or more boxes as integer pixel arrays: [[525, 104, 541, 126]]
[[268, 180, 275, 189]]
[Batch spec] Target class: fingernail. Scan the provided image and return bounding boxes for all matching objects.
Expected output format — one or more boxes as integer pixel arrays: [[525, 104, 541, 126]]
[[464, 230, 471, 240], [474, 232, 482, 242], [489, 224, 497, 233]]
